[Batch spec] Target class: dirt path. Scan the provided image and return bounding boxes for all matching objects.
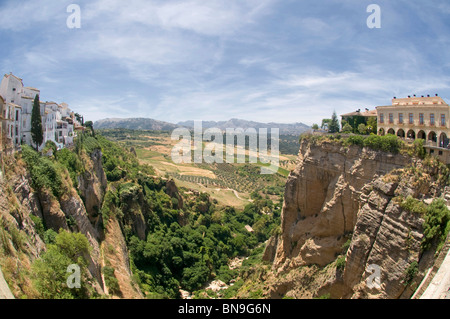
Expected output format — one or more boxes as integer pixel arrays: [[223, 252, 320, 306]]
[[0, 267, 14, 299], [420, 247, 450, 299]]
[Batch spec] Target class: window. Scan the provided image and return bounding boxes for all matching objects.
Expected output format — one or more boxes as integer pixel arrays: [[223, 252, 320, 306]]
[[15, 110, 19, 121], [430, 113, 435, 126], [419, 113, 424, 125], [398, 113, 403, 124], [379, 113, 384, 124], [389, 113, 393, 124], [441, 114, 446, 127], [409, 113, 414, 124]]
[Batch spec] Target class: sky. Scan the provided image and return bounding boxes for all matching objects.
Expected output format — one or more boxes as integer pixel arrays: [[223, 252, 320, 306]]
[[1, 0, 450, 126]]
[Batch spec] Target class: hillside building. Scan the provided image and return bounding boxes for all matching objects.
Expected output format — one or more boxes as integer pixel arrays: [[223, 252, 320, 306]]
[[377, 95, 450, 163], [0, 73, 81, 152]]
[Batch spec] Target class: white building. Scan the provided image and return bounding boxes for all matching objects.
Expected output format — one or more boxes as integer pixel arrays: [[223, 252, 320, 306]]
[[3, 102, 22, 149], [0, 73, 79, 151]]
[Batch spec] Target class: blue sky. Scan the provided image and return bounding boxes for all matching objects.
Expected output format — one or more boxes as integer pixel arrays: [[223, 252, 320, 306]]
[[1, 0, 450, 125]]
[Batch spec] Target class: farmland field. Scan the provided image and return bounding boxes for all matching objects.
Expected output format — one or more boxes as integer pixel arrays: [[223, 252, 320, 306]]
[[98, 129, 299, 209]]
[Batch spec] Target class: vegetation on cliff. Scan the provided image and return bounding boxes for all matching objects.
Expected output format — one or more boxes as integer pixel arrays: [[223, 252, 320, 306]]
[[1, 129, 282, 299]]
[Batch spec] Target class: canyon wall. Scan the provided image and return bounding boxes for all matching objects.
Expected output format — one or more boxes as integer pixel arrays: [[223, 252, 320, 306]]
[[266, 138, 448, 298], [0, 149, 141, 298]]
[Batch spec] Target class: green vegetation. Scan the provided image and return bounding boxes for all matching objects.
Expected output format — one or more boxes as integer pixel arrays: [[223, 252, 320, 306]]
[[31, 94, 43, 150], [398, 195, 450, 253], [399, 196, 428, 215], [21, 145, 65, 198], [301, 132, 405, 155], [345, 134, 403, 154], [42, 129, 281, 298], [403, 261, 419, 286], [329, 111, 340, 133], [421, 199, 450, 252], [31, 230, 95, 299], [102, 266, 120, 296]]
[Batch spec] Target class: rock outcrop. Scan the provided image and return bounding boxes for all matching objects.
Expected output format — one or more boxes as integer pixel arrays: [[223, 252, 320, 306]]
[[267, 138, 447, 299], [271, 140, 410, 272], [0, 147, 138, 298], [78, 149, 107, 228]]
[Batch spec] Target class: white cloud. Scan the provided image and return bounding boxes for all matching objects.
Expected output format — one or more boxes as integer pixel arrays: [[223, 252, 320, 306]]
[[0, 0, 68, 31]]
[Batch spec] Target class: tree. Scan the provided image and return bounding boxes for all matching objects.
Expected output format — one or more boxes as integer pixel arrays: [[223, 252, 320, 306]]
[[321, 119, 332, 130], [358, 123, 368, 135], [329, 111, 340, 133], [367, 117, 377, 134], [311, 124, 319, 130], [31, 230, 93, 299], [342, 123, 353, 133], [31, 94, 44, 151], [84, 121, 95, 137]]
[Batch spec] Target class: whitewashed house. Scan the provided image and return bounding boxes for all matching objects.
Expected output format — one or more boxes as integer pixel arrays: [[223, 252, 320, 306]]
[[3, 102, 22, 149], [0, 73, 79, 151]]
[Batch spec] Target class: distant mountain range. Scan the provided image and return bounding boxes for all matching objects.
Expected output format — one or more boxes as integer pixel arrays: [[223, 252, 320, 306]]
[[94, 117, 311, 135], [178, 119, 311, 135], [94, 118, 180, 131]]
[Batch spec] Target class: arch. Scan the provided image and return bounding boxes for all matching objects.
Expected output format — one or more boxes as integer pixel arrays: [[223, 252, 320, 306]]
[[439, 132, 449, 148], [417, 130, 426, 140], [387, 128, 395, 135], [428, 131, 437, 143], [407, 129, 416, 140], [397, 129, 405, 138], [378, 128, 385, 136]]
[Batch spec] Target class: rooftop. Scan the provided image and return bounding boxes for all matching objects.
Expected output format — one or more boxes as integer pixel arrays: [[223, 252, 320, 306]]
[[341, 109, 377, 117], [390, 95, 448, 106], [24, 87, 40, 92]]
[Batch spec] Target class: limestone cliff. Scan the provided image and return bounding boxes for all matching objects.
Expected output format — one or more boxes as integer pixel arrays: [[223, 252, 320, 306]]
[[271, 139, 410, 271], [0, 148, 141, 299], [266, 137, 449, 299]]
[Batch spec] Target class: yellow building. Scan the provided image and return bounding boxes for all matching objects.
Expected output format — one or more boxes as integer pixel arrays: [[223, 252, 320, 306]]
[[377, 95, 450, 163]]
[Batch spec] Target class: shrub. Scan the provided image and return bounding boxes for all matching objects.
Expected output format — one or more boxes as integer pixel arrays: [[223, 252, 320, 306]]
[[345, 134, 403, 154], [412, 139, 426, 159], [56, 148, 84, 187], [31, 230, 93, 299], [346, 135, 364, 146], [403, 261, 418, 286], [421, 199, 450, 251], [335, 255, 346, 271], [102, 266, 120, 296], [399, 196, 428, 215], [21, 145, 64, 198]]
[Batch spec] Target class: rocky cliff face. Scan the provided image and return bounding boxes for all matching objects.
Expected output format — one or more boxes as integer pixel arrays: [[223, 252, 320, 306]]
[[266, 138, 447, 299], [0, 148, 141, 298]]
